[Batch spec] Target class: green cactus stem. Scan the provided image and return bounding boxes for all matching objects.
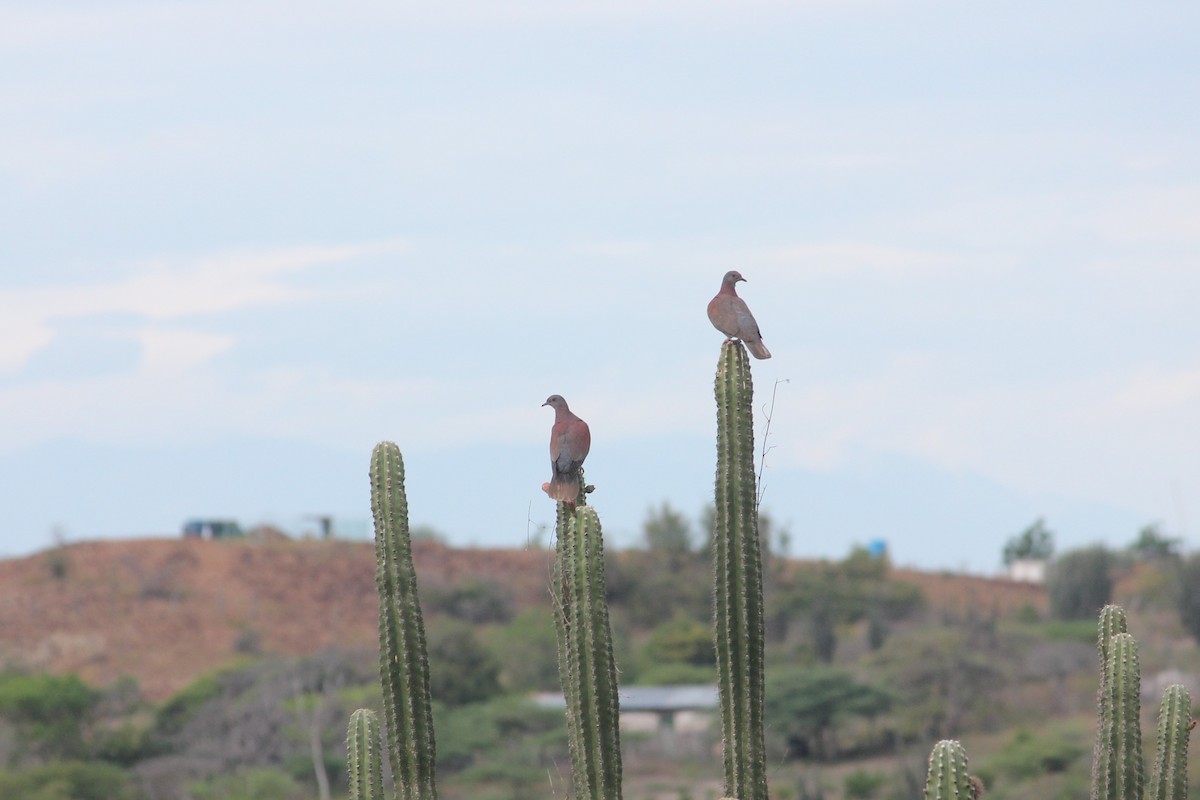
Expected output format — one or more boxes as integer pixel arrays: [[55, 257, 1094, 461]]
[[1149, 684, 1191, 800], [346, 708, 384, 800], [370, 442, 438, 800], [924, 739, 973, 800], [1097, 604, 1129, 671], [712, 340, 768, 800], [552, 502, 622, 800], [1093, 631, 1143, 800]]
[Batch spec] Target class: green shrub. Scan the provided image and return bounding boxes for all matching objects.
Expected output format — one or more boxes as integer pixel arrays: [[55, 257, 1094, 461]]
[[979, 727, 1086, 783], [0, 761, 138, 800], [843, 768, 887, 799], [0, 671, 100, 759], [187, 767, 308, 800], [152, 672, 221, 737]]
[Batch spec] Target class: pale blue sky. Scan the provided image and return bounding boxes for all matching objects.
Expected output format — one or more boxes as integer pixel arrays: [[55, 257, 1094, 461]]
[[2, 1, 1198, 571]]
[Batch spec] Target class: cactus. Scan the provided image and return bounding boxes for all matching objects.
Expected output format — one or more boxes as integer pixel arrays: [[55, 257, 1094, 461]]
[[924, 739, 973, 800], [712, 340, 768, 800], [370, 442, 438, 800], [1096, 604, 1129, 675], [1148, 684, 1192, 800], [1093, 631, 1143, 800], [347, 708, 385, 800], [552, 496, 623, 800]]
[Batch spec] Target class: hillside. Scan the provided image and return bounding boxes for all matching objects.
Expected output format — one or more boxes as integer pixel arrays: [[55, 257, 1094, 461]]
[[0, 537, 1043, 701], [0, 537, 553, 700]]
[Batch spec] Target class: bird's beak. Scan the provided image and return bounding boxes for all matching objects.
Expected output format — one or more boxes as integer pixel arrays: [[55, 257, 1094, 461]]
[[541, 401, 549, 407]]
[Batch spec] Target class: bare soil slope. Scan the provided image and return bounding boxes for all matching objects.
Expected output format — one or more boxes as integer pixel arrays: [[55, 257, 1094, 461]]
[[0, 538, 554, 700]]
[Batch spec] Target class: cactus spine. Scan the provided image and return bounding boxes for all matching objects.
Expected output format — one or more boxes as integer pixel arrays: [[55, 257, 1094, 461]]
[[553, 495, 623, 800], [924, 739, 973, 800], [1148, 684, 1192, 800], [370, 442, 438, 800], [712, 340, 768, 800], [346, 708, 384, 800]]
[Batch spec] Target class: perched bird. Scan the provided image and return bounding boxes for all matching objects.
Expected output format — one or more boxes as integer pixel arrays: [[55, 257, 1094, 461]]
[[707, 270, 772, 359], [542, 394, 591, 503]]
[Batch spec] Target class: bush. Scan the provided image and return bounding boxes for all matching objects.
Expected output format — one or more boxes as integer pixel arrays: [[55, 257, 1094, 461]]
[[0, 761, 138, 800], [1047, 546, 1113, 620], [427, 578, 515, 624], [187, 767, 309, 800], [0, 672, 100, 760], [487, 608, 561, 693], [427, 619, 502, 707], [976, 726, 1086, 784]]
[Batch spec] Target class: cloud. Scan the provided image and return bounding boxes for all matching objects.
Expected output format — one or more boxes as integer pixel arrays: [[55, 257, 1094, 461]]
[[0, 240, 407, 376]]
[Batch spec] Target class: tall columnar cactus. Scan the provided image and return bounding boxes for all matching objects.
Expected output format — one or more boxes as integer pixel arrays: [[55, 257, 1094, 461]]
[[1149, 684, 1192, 800], [1094, 631, 1143, 800], [712, 340, 768, 800], [552, 495, 623, 800], [370, 442, 438, 800], [346, 709, 384, 800], [924, 739, 973, 800]]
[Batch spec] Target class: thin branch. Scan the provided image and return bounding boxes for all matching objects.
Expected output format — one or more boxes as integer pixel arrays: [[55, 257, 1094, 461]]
[[756, 378, 789, 512]]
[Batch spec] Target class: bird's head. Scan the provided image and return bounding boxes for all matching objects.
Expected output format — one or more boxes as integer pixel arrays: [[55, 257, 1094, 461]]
[[543, 394, 567, 410], [723, 270, 746, 285]]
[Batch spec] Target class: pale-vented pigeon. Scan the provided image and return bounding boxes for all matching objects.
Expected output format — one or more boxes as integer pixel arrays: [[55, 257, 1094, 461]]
[[707, 270, 772, 359], [542, 395, 591, 503]]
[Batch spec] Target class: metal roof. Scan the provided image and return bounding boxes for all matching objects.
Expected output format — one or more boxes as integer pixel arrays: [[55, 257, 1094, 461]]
[[532, 684, 717, 712]]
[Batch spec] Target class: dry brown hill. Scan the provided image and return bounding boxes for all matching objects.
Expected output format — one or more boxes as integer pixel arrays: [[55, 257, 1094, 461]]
[[0, 537, 1043, 702], [0, 538, 554, 701]]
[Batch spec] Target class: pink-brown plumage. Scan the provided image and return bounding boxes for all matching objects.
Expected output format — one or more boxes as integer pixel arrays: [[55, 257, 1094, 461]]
[[542, 394, 591, 503], [707, 270, 772, 359]]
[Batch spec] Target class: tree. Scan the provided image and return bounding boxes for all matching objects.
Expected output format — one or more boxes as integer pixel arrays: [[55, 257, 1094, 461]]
[[1128, 523, 1180, 561], [868, 628, 1005, 741], [1176, 554, 1200, 645], [1047, 546, 1113, 620], [642, 502, 693, 565], [1002, 518, 1055, 566], [489, 609, 560, 693], [0, 672, 100, 760], [765, 666, 892, 761], [642, 614, 716, 667], [426, 620, 502, 707]]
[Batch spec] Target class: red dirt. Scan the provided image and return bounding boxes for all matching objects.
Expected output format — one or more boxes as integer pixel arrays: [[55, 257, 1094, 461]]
[[0, 538, 553, 701]]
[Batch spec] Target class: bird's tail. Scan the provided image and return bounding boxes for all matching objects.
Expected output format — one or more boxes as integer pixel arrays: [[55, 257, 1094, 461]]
[[746, 339, 772, 359], [546, 475, 580, 502]]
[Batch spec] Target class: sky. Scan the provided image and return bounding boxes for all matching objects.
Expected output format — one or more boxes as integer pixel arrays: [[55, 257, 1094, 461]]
[[2, 1, 1198, 572]]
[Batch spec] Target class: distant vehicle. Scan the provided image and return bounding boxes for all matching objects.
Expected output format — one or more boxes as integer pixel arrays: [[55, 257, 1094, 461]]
[[182, 519, 245, 540]]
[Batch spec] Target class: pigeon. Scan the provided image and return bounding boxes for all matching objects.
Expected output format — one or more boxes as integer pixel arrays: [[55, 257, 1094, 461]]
[[542, 394, 591, 503], [707, 270, 772, 359]]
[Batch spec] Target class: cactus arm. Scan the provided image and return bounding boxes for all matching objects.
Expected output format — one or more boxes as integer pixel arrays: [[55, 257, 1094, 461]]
[[553, 503, 623, 799], [712, 340, 768, 800], [370, 442, 438, 800], [1148, 684, 1191, 800], [347, 708, 385, 800], [1096, 605, 1129, 673]]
